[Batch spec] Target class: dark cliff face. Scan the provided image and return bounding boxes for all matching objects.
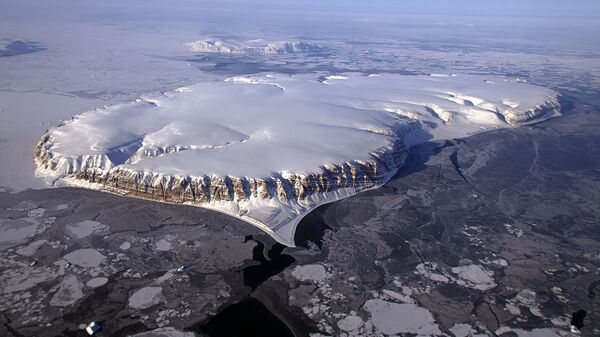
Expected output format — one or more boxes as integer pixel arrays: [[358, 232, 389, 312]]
[[32, 94, 559, 245], [33, 92, 559, 206], [34, 129, 407, 207], [33, 127, 408, 246], [504, 98, 561, 125]]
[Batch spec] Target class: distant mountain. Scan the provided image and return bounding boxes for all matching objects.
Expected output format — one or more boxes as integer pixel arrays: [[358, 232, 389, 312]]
[[184, 38, 324, 54]]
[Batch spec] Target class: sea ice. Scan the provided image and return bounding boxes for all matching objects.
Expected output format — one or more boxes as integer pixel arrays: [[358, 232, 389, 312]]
[[15, 239, 49, 256], [66, 220, 108, 239], [2, 266, 58, 294], [291, 264, 328, 282], [450, 323, 475, 337], [128, 286, 164, 309], [495, 327, 562, 337], [63, 248, 106, 268], [337, 315, 364, 332], [0, 218, 46, 248], [86, 277, 108, 288], [50, 275, 84, 307], [451, 264, 496, 291], [363, 299, 442, 335], [155, 239, 172, 251], [128, 327, 195, 337], [27, 208, 45, 217]]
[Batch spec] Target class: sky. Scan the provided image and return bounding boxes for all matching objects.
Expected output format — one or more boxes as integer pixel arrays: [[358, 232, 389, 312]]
[[2, 0, 600, 21], [216, 0, 600, 17]]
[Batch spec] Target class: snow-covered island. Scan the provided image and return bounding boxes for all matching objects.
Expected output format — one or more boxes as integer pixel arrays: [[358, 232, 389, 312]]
[[34, 74, 560, 246], [184, 38, 324, 54]]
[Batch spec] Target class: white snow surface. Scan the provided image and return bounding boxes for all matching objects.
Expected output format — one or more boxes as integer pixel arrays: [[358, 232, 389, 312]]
[[36, 73, 559, 246], [184, 38, 323, 54]]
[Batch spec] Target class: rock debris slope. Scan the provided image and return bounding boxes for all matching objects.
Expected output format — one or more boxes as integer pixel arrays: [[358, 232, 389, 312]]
[[34, 74, 560, 246]]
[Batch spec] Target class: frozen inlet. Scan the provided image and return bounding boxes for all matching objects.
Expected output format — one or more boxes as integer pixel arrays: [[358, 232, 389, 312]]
[[34, 73, 560, 246]]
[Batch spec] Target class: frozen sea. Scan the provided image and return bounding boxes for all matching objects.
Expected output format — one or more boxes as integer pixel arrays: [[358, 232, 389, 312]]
[[1, 1, 600, 337]]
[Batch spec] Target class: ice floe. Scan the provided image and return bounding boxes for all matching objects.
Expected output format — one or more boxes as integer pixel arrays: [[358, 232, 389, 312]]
[[50, 275, 84, 307], [291, 264, 329, 282], [363, 299, 442, 335], [66, 220, 109, 239], [63, 248, 106, 268], [128, 286, 164, 309]]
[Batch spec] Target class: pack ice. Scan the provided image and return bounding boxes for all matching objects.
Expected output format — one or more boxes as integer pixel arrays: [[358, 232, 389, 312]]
[[35, 74, 560, 246]]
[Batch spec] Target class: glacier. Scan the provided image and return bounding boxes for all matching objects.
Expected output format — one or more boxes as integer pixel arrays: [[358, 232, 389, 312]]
[[34, 73, 560, 246]]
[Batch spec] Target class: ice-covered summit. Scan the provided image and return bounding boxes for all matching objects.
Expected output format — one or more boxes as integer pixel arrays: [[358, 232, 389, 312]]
[[184, 38, 324, 54], [35, 74, 559, 246]]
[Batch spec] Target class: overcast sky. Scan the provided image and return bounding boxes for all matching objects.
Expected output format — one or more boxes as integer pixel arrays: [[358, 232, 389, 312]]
[[217, 0, 600, 17], [2, 0, 600, 20]]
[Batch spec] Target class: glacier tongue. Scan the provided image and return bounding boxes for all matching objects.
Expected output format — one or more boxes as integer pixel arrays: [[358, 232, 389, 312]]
[[34, 73, 560, 246]]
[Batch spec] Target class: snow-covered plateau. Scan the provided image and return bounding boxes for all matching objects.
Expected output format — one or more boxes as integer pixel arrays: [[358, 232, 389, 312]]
[[184, 38, 323, 54], [34, 74, 560, 246]]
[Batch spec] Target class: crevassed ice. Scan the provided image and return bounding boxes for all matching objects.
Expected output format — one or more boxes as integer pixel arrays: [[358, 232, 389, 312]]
[[35, 74, 560, 246]]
